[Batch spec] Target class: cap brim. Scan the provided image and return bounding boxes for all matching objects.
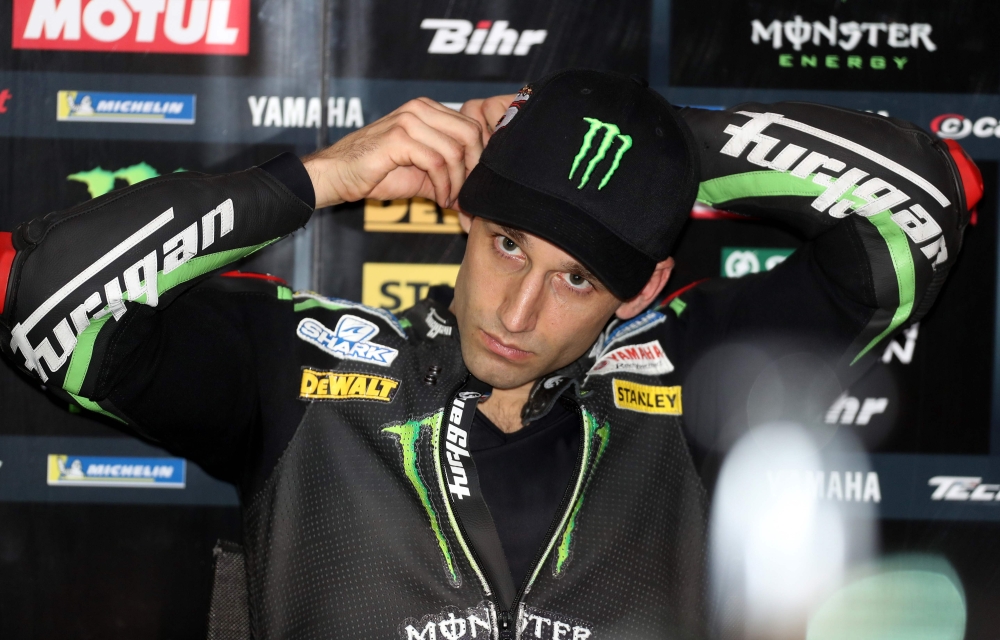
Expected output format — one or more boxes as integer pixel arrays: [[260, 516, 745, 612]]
[[459, 162, 656, 300]]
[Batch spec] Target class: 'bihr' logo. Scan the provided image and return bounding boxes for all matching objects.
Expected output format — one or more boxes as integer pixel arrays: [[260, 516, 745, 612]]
[[420, 19, 546, 56]]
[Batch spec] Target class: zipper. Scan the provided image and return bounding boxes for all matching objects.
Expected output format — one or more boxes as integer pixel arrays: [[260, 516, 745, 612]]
[[441, 394, 590, 640], [502, 400, 589, 637]]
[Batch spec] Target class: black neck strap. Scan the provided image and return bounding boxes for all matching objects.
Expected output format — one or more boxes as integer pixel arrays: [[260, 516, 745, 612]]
[[441, 376, 517, 609]]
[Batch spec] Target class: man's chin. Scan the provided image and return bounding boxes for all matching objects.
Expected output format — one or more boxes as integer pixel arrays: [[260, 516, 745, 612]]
[[469, 361, 537, 391], [462, 348, 541, 391]]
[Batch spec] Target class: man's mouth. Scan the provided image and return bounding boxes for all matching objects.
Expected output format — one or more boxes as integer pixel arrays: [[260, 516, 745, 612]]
[[479, 329, 533, 362]]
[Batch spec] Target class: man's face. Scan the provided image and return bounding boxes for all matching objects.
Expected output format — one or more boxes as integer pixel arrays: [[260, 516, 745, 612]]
[[451, 218, 623, 390]]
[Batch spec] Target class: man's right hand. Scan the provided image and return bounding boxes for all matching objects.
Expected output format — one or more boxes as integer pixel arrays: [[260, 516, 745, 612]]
[[302, 98, 485, 210]]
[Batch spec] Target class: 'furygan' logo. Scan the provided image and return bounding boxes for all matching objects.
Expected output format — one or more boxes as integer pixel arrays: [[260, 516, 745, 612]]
[[299, 368, 400, 402], [10, 199, 235, 383], [444, 392, 480, 500]]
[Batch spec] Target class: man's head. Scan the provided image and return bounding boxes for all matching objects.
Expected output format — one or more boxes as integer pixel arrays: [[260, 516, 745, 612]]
[[451, 214, 673, 390], [453, 69, 698, 389]]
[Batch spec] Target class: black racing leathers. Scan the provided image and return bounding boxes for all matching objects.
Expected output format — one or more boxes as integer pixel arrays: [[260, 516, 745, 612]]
[[0, 104, 970, 639]]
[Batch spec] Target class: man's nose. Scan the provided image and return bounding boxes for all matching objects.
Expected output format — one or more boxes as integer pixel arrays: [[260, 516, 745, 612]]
[[497, 271, 544, 334]]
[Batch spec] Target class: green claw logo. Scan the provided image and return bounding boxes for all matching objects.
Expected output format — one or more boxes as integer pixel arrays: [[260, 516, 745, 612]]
[[569, 117, 633, 190], [555, 409, 610, 576], [383, 412, 460, 586]]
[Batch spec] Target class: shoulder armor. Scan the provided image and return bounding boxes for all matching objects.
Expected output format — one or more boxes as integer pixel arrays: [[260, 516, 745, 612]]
[[291, 291, 408, 339]]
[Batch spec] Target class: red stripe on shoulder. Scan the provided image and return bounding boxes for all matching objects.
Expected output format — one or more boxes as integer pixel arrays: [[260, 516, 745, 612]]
[[0, 232, 14, 315], [660, 277, 709, 306], [221, 270, 288, 286], [690, 205, 753, 221], [944, 139, 983, 214]]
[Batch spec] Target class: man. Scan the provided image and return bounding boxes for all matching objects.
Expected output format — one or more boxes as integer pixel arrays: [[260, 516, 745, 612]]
[[0, 70, 979, 639]]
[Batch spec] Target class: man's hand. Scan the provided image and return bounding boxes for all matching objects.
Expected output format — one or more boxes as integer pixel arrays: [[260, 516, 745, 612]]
[[302, 98, 485, 209], [460, 94, 517, 145]]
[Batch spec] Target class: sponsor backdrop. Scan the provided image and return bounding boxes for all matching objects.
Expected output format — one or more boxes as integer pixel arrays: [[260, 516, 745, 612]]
[[1, 0, 999, 636]]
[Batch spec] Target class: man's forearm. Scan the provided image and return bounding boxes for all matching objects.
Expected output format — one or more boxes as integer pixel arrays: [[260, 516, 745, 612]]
[[0, 154, 313, 400]]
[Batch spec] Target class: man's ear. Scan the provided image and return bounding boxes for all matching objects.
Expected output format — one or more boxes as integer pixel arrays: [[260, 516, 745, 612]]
[[615, 257, 674, 320], [458, 211, 473, 234]]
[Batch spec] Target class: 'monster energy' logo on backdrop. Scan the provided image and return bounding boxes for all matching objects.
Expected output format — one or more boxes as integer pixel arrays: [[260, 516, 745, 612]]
[[669, 0, 1000, 94], [13, 0, 250, 55]]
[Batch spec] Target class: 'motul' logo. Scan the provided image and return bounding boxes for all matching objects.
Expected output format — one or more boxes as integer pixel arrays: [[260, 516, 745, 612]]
[[569, 118, 632, 190], [13, 0, 250, 55]]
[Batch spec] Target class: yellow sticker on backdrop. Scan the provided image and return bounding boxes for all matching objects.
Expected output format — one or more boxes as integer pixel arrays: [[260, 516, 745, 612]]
[[362, 262, 461, 313], [364, 198, 462, 233]]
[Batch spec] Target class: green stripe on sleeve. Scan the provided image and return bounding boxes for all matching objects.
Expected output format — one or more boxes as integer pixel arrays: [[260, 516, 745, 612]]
[[62, 238, 278, 405], [697, 171, 826, 206], [68, 392, 125, 423], [157, 239, 276, 295], [851, 211, 916, 364], [63, 315, 112, 395]]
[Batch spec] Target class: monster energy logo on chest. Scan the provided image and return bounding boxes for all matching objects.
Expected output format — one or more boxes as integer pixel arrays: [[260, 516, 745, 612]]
[[569, 117, 633, 190]]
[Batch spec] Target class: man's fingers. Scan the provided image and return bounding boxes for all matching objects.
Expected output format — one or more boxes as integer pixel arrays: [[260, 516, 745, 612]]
[[459, 98, 491, 145], [414, 96, 462, 115], [383, 127, 453, 207], [303, 96, 486, 207], [398, 98, 484, 176], [481, 94, 517, 131], [460, 94, 517, 145], [390, 112, 468, 207]]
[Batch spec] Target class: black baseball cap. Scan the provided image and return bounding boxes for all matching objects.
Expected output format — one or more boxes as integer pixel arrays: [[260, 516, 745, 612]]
[[458, 69, 699, 300]]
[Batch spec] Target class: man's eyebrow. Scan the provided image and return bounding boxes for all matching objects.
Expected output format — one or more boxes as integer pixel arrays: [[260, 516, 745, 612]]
[[498, 225, 529, 246]]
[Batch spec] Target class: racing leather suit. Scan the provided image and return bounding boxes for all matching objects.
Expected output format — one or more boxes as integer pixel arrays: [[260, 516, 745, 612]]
[[0, 103, 976, 639]]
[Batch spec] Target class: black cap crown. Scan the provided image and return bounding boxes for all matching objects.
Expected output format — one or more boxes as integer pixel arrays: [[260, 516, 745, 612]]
[[459, 69, 699, 299]]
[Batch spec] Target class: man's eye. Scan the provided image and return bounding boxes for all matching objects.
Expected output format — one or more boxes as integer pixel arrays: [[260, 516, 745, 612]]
[[498, 236, 522, 255], [563, 273, 592, 290]]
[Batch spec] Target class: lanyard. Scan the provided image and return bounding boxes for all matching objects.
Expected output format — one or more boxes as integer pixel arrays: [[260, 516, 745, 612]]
[[441, 376, 518, 609]]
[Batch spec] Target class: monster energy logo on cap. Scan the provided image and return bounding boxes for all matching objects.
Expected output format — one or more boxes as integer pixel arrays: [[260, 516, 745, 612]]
[[569, 117, 633, 190]]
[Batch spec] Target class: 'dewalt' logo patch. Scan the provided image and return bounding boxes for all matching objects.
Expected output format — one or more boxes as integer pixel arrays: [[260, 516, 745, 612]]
[[300, 368, 400, 403], [612, 378, 682, 415]]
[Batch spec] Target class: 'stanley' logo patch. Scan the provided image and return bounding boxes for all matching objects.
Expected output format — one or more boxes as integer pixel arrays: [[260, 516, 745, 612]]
[[296, 315, 399, 367], [300, 368, 400, 402], [588, 340, 674, 377], [613, 379, 682, 415]]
